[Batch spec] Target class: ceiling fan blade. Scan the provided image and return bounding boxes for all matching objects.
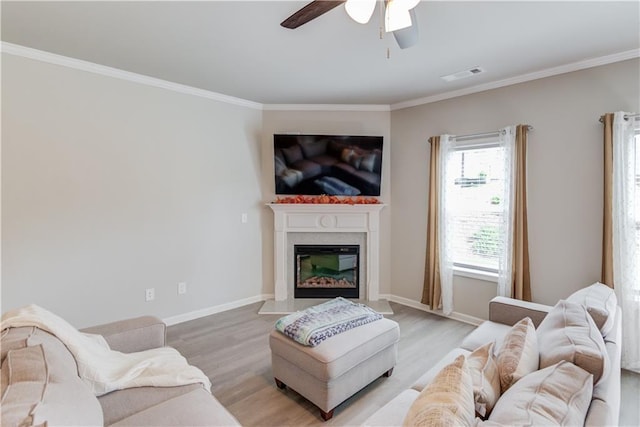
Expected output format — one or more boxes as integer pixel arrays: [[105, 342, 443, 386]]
[[392, 8, 419, 49], [345, 0, 377, 24], [281, 0, 346, 29]]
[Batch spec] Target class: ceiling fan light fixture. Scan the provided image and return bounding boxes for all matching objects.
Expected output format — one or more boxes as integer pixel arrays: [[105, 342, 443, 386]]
[[393, 8, 419, 48], [395, 0, 421, 10], [385, 0, 412, 32], [345, 0, 377, 24]]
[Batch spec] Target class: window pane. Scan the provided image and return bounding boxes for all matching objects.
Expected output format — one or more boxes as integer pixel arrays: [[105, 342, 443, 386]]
[[447, 146, 505, 271]]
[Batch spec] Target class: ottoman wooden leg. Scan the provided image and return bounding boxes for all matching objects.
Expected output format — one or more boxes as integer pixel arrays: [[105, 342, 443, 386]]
[[275, 378, 287, 389], [320, 408, 335, 421], [383, 368, 394, 378]]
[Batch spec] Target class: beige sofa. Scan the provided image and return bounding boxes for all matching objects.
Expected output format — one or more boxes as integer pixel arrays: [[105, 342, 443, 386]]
[[363, 289, 621, 426], [1, 315, 240, 426]]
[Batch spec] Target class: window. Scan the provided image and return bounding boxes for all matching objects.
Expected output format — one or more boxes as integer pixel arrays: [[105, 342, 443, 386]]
[[431, 125, 528, 312], [445, 138, 507, 274]]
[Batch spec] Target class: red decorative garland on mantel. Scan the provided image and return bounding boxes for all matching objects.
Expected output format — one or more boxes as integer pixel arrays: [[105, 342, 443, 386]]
[[273, 195, 380, 205]]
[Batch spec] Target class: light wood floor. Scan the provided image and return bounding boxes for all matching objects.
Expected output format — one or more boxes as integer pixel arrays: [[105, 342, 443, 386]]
[[167, 301, 640, 426]]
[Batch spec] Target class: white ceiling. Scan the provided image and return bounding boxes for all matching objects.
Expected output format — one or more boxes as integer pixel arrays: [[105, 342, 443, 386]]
[[2, 1, 639, 106]]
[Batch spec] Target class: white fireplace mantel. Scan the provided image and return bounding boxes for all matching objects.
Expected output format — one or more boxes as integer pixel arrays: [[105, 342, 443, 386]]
[[268, 203, 386, 302]]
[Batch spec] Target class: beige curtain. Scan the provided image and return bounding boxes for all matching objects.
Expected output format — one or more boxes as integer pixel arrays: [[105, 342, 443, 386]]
[[423, 128, 531, 306], [601, 113, 614, 287], [512, 125, 532, 301], [422, 136, 441, 309]]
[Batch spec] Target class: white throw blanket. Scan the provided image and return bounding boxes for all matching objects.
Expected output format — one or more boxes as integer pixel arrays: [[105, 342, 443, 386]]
[[0, 304, 212, 396]]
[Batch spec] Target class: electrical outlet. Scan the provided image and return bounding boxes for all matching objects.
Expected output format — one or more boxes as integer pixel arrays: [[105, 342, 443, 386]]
[[145, 288, 155, 302], [178, 282, 187, 295]]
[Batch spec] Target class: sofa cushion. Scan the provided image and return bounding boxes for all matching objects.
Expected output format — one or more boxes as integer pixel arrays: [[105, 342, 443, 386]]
[[537, 300, 608, 385], [496, 317, 538, 393], [584, 399, 616, 427], [98, 383, 203, 426], [467, 341, 501, 418], [402, 355, 474, 427], [289, 159, 322, 180], [487, 361, 593, 426], [110, 388, 240, 426], [361, 389, 420, 427], [460, 321, 512, 353], [1, 343, 104, 427], [308, 154, 339, 169], [567, 282, 617, 336]]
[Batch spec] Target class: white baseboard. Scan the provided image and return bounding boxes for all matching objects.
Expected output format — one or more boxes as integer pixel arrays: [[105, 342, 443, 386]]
[[162, 293, 483, 327], [387, 295, 484, 326], [163, 294, 274, 326]]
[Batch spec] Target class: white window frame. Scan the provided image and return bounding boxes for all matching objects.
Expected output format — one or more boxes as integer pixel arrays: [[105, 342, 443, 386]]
[[447, 137, 506, 283]]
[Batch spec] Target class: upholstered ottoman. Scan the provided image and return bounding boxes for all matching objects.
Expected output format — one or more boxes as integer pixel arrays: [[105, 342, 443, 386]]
[[269, 317, 400, 420]]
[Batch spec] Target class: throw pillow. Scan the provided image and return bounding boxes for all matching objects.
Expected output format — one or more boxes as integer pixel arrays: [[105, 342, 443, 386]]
[[274, 155, 288, 176], [402, 355, 475, 427], [349, 153, 363, 169], [487, 361, 593, 426], [466, 341, 501, 418], [537, 299, 609, 385], [496, 317, 538, 393], [341, 147, 355, 164], [279, 168, 303, 187], [372, 149, 383, 173], [281, 144, 303, 164], [359, 152, 377, 172], [566, 282, 617, 336]]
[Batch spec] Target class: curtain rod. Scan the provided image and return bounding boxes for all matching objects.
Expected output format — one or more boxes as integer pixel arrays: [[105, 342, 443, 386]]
[[455, 125, 534, 142], [598, 113, 639, 123]]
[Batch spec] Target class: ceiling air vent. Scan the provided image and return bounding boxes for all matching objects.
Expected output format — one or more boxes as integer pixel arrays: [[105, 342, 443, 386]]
[[441, 67, 485, 82]]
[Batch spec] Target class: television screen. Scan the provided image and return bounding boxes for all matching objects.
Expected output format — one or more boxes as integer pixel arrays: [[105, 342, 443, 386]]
[[273, 134, 383, 196]]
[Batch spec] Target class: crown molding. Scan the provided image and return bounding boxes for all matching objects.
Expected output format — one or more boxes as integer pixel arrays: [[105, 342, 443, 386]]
[[391, 48, 640, 111], [3, 42, 637, 113], [1, 42, 264, 110], [263, 104, 390, 112]]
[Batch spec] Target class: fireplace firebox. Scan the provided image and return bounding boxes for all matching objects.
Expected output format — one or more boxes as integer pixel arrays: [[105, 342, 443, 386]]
[[294, 245, 359, 298]]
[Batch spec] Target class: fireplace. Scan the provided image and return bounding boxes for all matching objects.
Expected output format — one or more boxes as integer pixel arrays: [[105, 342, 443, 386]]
[[294, 245, 359, 298], [268, 203, 385, 301]]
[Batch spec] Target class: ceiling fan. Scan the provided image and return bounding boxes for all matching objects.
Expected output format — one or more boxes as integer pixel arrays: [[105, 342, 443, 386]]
[[281, 0, 420, 49]]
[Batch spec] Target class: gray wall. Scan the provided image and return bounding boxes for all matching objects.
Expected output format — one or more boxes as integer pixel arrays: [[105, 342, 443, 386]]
[[390, 58, 640, 319], [2, 53, 264, 328], [3, 49, 638, 328]]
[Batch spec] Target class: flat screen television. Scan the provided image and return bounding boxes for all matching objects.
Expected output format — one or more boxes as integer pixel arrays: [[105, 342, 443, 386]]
[[273, 134, 383, 196]]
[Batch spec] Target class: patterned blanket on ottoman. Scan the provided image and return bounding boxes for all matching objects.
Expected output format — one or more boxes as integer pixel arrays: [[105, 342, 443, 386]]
[[275, 297, 383, 346]]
